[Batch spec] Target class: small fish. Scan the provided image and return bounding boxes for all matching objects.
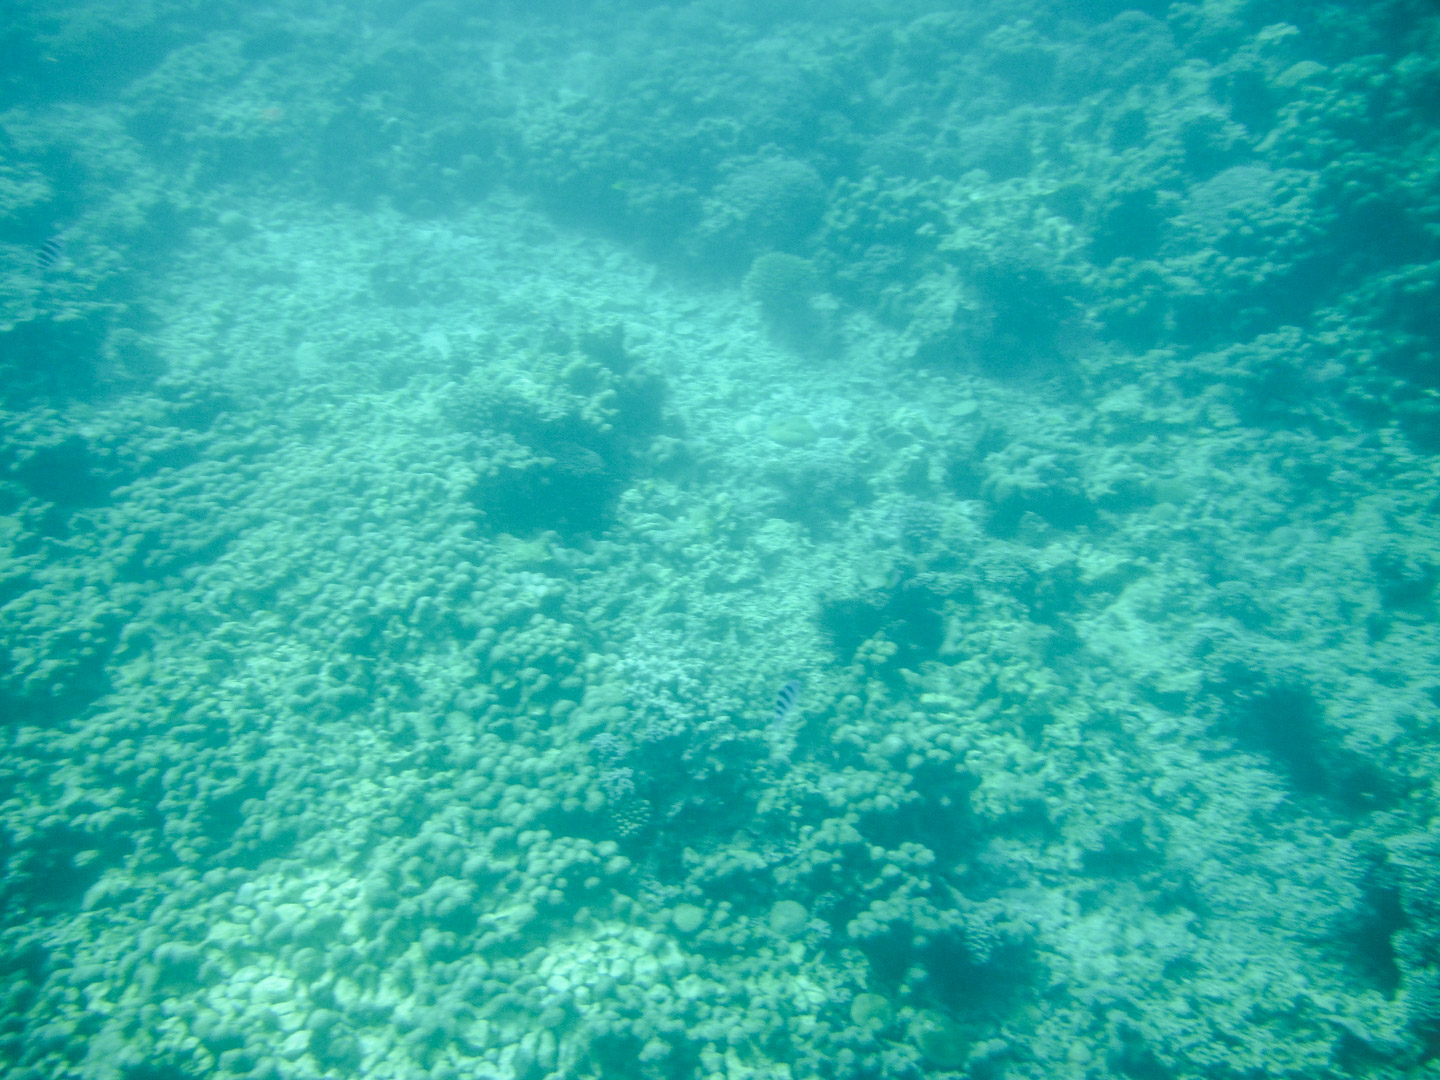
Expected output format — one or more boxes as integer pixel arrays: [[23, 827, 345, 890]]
[[770, 679, 802, 729], [36, 233, 66, 271]]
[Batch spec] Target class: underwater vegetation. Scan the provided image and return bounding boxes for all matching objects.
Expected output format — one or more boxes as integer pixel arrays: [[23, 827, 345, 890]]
[[1, 1, 1440, 1079]]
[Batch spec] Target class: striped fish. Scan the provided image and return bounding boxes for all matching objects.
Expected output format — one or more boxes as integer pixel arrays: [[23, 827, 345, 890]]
[[770, 679, 802, 730], [36, 233, 66, 271]]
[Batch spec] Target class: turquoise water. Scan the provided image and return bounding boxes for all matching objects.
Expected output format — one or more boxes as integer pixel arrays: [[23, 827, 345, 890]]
[[2, 2, 1439, 1078]]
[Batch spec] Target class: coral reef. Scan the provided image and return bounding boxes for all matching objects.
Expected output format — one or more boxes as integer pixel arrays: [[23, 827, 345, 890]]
[[2, 2, 1439, 1079]]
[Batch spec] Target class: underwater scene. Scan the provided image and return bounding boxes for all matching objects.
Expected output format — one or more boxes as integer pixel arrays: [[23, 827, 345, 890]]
[[3, 1, 1440, 1078]]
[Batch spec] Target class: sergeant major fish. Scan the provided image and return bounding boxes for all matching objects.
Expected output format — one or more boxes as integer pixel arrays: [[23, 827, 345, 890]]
[[770, 679, 802, 731], [36, 233, 66, 271]]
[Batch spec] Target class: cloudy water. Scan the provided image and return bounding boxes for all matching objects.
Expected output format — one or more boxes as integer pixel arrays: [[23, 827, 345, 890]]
[[2, 2, 1438, 1078]]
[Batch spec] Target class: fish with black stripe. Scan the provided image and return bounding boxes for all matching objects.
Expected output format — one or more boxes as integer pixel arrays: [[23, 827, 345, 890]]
[[36, 233, 67, 271], [766, 678, 803, 767], [770, 679, 802, 732]]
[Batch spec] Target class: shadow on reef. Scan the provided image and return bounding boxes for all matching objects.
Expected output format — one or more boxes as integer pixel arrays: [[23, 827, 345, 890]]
[[458, 324, 669, 543], [818, 574, 946, 671], [0, 819, 131, 917], [1205, 667, 1405, 813], [470, 422, 631, 540]]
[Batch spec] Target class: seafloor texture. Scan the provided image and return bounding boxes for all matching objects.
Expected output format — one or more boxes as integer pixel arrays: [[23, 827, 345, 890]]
[[2, 1, 1440, 1078]]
